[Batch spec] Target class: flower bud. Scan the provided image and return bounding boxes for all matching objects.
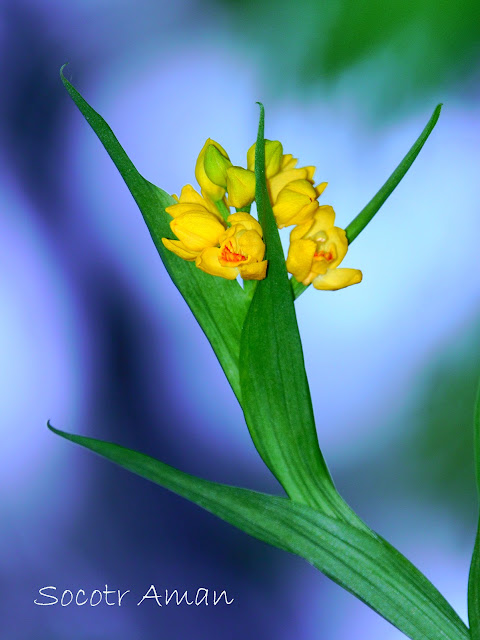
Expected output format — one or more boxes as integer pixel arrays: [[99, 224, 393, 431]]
[[195, 139, 230, 201], [226, 167, 256, 208], [247, 140, 283, 179], [204, 145, 232, 188]]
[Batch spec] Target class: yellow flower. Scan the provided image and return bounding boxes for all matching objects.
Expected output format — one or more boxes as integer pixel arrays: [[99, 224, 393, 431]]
[[195, 139, 230, 201], [272, 179, 328, 228], [247, 140, 317, 206], [162, 185, 226, 260], [286, 207, 362, 291], [196, 212, 267, 281]]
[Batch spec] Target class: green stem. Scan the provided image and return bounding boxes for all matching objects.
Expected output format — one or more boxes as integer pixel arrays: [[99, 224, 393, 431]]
[[291, 276, 307, 299], [292, 104, 442, 301], [215, 198, 231, 222]]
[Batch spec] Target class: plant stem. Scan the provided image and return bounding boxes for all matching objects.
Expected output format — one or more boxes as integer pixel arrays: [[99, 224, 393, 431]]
[[215, 198, 231, 222]]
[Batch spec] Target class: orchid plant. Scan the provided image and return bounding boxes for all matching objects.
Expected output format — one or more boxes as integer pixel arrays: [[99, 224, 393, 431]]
[[49, 66, 480, 640]]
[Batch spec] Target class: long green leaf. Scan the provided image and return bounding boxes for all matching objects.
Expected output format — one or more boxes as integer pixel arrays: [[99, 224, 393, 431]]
[[293, 104, 442, 300], [345, 104, 442, 243], [239, 104, 364, 525], [48, 423, 468, 640], [60, 66, 249, 400], [468, 383, 480, 639]]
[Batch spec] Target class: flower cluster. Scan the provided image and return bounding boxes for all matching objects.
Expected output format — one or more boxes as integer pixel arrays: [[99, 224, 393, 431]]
[[162, 183, 267, 281], [162, 138, 362, 290]]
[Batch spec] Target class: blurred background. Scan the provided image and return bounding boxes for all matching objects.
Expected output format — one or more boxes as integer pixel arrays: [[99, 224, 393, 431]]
[[1, 0, 479, 638]]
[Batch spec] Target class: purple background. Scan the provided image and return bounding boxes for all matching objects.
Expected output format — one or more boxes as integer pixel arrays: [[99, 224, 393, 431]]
[[1, 1, 480, 638]]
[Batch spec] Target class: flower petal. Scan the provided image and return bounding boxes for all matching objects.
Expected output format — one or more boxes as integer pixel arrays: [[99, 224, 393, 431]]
[[165, 203, 209, 219], [290, 219, 315, 242], [313, 268, 363, 291], [227, 212, 263, 236], [171, 212, 226, 252], [281, 154, 298, 171], [238, 229, 266, 262], [178, 184, 205, 206], [273, 179, 319, 228], [306, 205, 336, 238], [195, 247, 239, 279], [286, 238, 316, 283], [325, 226, 348, 268], [239, 260, 268, 280], [166, 185, 222, 220], [268, 168, 314, 203], [162, 238, 199, 261]]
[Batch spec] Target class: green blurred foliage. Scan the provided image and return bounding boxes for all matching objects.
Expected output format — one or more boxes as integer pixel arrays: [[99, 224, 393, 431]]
[[406, 316, 480, 519], [221, 0, 480, 119], [336, 315, 479, 537]]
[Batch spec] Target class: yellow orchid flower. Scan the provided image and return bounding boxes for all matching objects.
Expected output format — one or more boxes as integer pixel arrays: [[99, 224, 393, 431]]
[[247, 140, 317, 205], [162, 185, 226, 261], [286, 207, 362, 291], [272, 179, 328, 228], [195, 139, 230, 201], [196, 213, 267, 281]]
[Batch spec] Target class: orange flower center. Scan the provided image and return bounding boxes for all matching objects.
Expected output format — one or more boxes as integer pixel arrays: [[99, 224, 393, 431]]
[[313, 249, 333, 262], [220, 241, 246, 264]]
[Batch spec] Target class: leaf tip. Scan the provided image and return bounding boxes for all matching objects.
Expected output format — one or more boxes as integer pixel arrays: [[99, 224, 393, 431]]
[[47, 420, 61, 436], [59, 63, 72, 91], [432, 103, 443, 124], [255, 102, 265, 125]]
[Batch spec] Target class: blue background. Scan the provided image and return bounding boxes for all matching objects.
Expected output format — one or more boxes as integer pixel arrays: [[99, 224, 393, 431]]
[[1, 0, 479, 638]]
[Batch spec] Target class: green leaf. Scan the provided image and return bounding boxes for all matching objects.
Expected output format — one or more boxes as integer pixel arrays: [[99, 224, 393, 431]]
[[293, 104, 442, 300], [48, 423, 469, 640], [238, 104, 362, 525], [60, 65, 249, 400], [468, 382, 480, 639]]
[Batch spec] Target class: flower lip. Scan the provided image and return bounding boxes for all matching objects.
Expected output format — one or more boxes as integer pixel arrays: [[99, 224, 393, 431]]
[[220, 241, 247, 265], [314, 250, 334, 262]]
